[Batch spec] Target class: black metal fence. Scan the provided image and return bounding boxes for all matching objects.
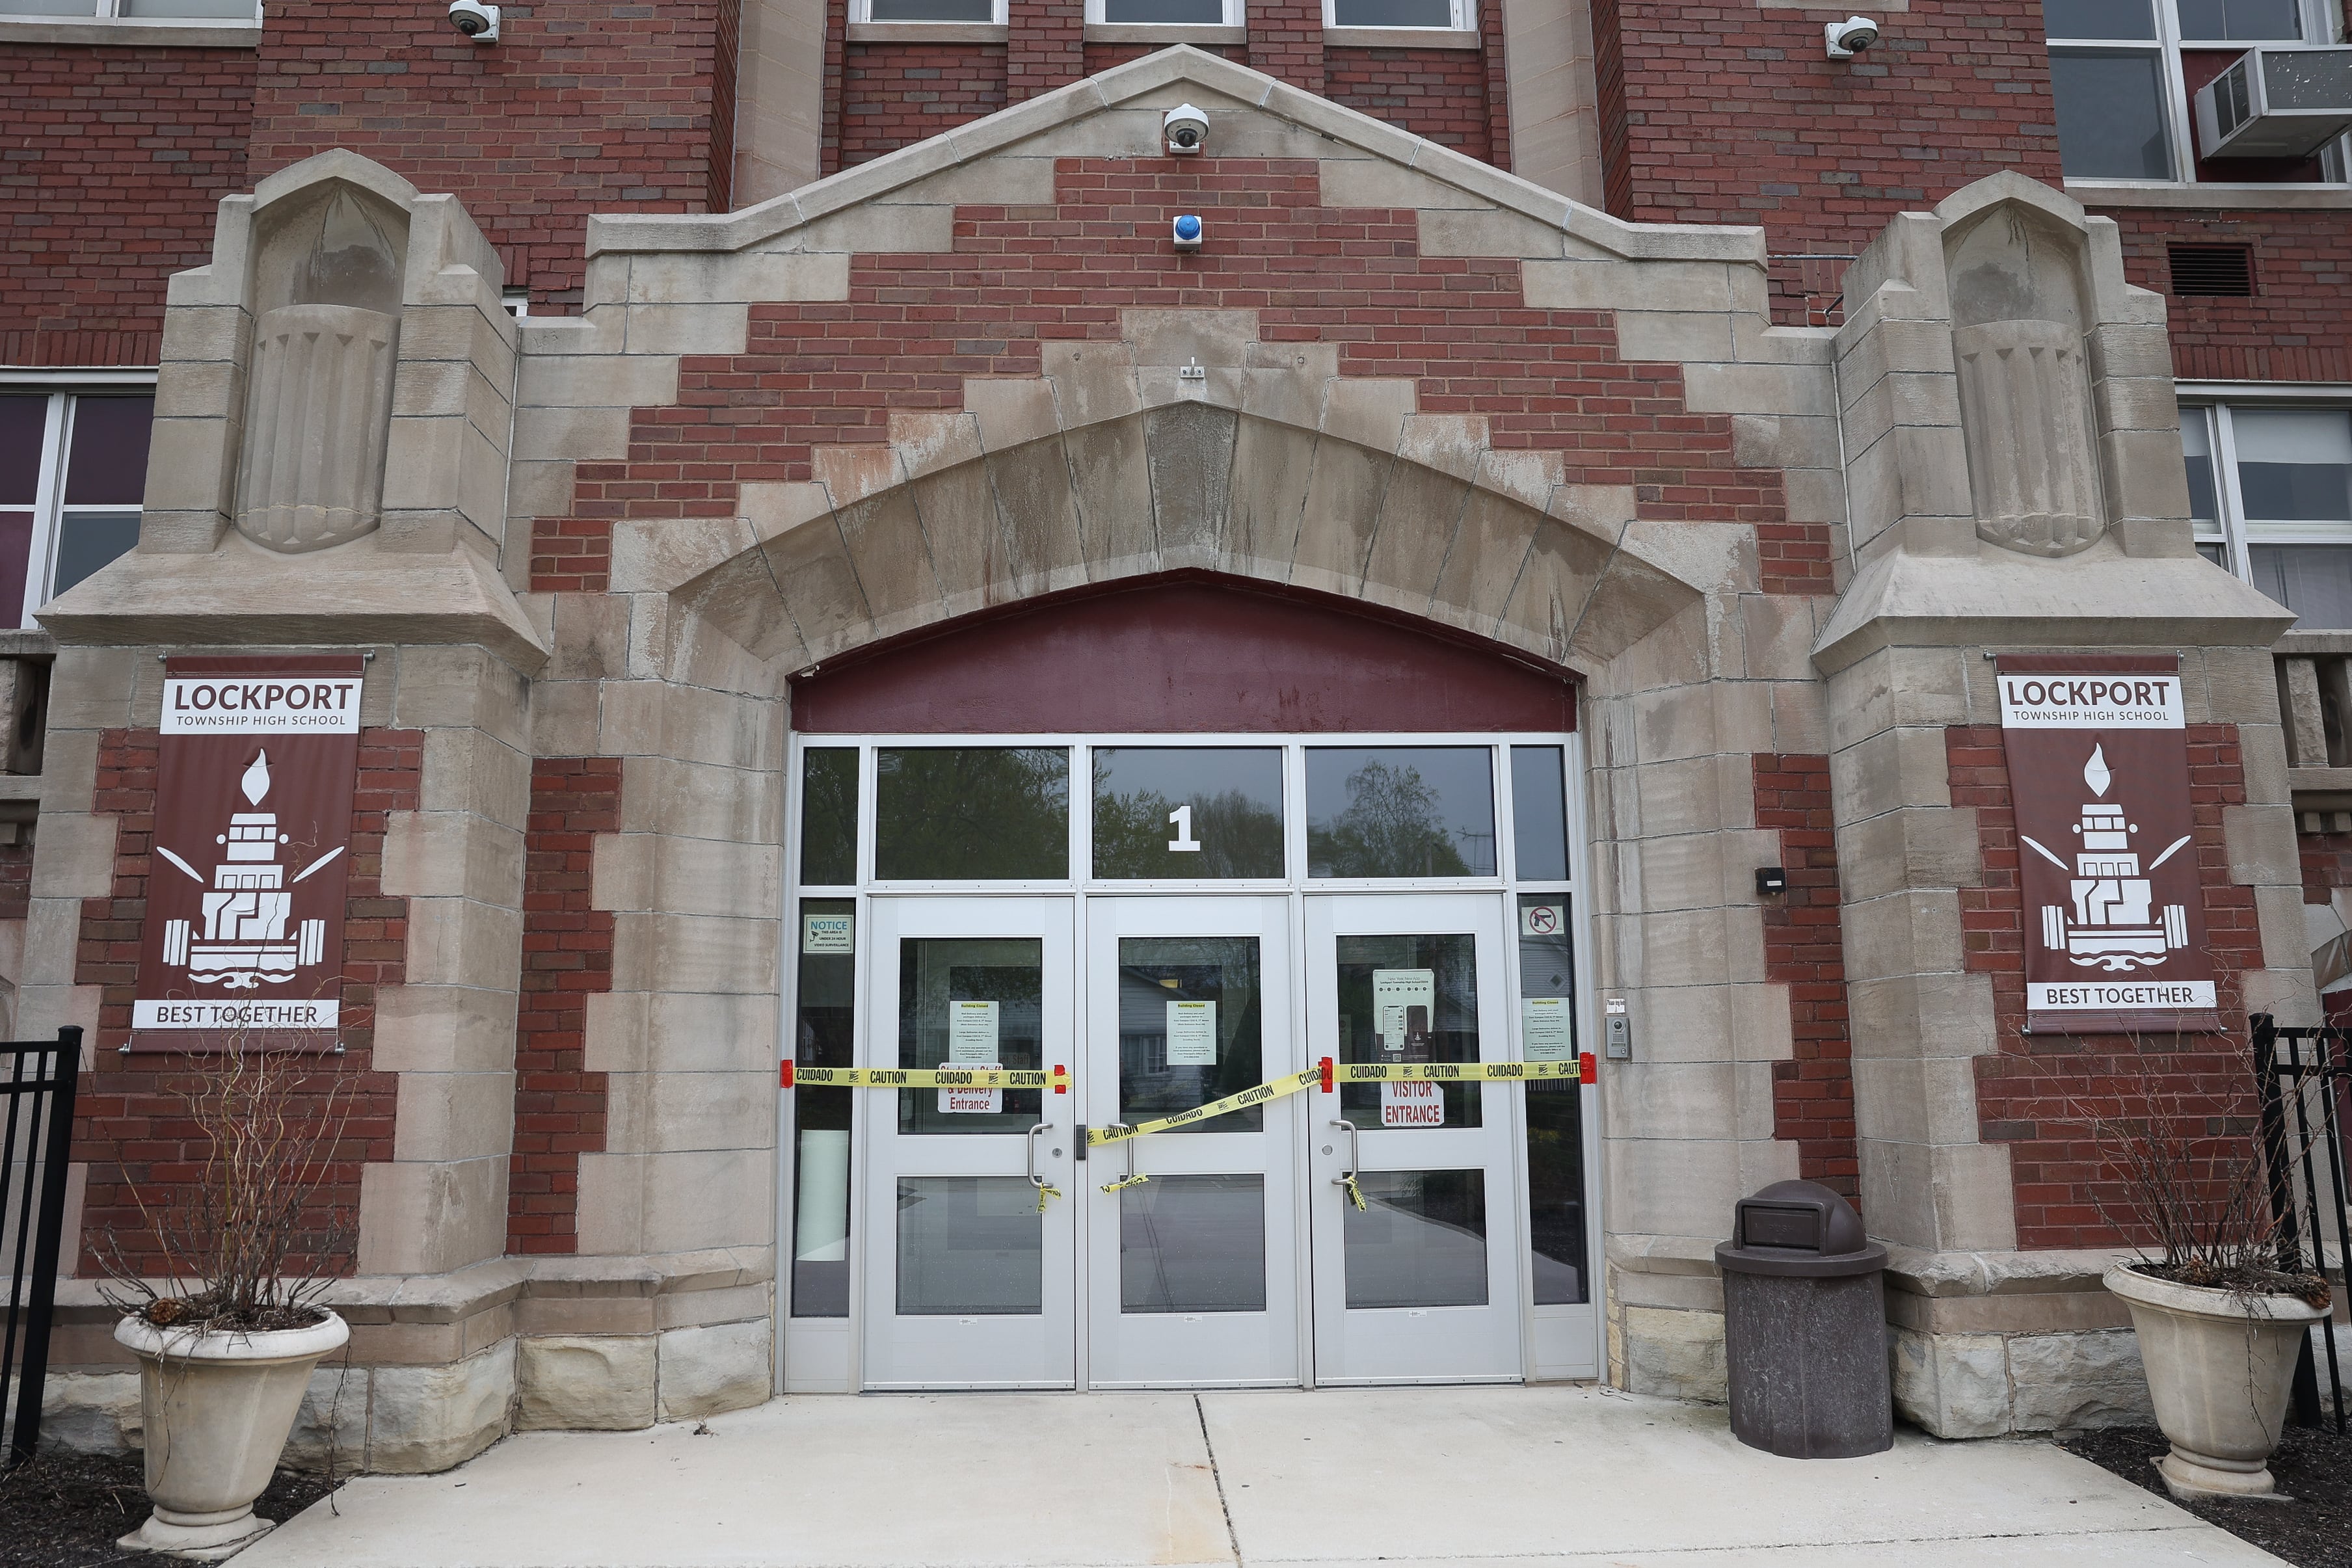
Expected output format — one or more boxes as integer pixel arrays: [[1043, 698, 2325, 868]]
[[3, 1026, 82, 1467], [2251, 1013, 2350, 1431]]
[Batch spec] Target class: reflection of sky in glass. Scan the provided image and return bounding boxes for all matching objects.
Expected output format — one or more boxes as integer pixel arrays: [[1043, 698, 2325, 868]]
[[1305, 747, 1495, 877]]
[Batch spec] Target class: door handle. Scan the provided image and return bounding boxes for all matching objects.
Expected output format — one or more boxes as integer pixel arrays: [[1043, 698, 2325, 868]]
[[1026, 1121, 1061, 1210], [1099, 1125, 1147, 1192], [1330, 1118, 1365, 1211]]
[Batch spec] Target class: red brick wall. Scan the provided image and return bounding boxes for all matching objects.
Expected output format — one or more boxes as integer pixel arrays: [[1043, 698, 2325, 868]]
[[0, 46, 255, 365], [507, 756, 619, 1255], [1595, 0, 2065, 319], [1008, 0, 1083, 103], [834, 43, 1010, 170], [530, 157, 1812, 593], [1326, 47, 1495, 164], [2303, 828, 2352, 907], [1754, 753, 1859, 1201], [2107, 209, 2352, 386], [1248, 0, 1322, 92], [71, 727, 417, 1276], [242, 0, 738, 310], [1950, 722, 2265, 1251]]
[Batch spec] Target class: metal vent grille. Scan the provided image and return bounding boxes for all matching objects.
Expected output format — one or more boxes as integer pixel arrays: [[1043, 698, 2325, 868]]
[[2168, 244, 2255, 297]]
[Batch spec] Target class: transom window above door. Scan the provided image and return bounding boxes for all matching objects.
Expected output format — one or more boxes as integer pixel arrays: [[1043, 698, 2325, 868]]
[[794, 737, 1575, 890]]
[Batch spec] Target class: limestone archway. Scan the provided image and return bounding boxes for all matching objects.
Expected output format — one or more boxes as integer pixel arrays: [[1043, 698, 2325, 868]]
[[642, 343, 1715, 687]]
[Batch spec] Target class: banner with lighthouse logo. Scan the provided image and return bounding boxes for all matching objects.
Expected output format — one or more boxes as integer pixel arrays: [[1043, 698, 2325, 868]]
[[1997, 655, 2219, 1036], [129, 656, 365, 1051]]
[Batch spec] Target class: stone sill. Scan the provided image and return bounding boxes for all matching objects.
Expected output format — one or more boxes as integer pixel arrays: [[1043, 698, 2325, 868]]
[[2067, 179, 2352, 211], [2278, 629, 2352, 656], [0, 629, 55, 658], [52, 1247, 774, 1329], [1324, 24, 1480, 47], [844, 20, 1007, 42], [0, 16, 256, 46], [1085, 21, 1244, 43]]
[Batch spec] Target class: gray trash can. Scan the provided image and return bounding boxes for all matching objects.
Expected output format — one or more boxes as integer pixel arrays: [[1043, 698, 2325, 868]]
[[1715, 1178, 1893, 1459]]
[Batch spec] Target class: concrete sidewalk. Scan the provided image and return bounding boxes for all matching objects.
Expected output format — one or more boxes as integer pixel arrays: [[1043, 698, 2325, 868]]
[[235, 1385, 2283, 1568]]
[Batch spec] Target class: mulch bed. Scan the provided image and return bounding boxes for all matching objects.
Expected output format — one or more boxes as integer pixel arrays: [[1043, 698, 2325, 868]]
[[0, 1450, 339, 1568], [2066, 1422, 2352, 1568]]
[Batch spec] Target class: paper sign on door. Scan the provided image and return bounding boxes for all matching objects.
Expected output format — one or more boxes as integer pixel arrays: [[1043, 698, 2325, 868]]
[[943, 999, 1003, 1113], [1372, 969, 1436, 1053], [1381, 1079, 1445, 1127], [1520, 903, 1564, 938], [801, 910, 854, 953], [1522, 996, 1573, 1061], [1166, 999, 1217, 1065]]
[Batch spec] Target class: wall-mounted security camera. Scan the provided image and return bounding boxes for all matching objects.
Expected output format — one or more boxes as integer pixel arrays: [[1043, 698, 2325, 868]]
[[1163, 104, 1209, 155], [448, 0, 500, 42], [1824, 16, 1878, 57]]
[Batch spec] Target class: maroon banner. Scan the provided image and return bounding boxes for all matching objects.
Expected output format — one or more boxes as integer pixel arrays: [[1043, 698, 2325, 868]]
[[129, 656, 366, 1052], [1996, 655, 2219, 1036]]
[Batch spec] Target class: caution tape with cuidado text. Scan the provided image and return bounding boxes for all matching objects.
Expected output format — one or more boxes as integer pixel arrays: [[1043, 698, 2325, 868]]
[[779, 1056, 1587, 1143], [778, 1057, 1588, 1203]]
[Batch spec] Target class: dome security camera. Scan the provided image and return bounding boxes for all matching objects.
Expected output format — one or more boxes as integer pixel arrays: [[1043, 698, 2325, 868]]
[[448, 0, 500, 41], [1163, 104, 1209, 156], [1824, 15, 1879, 57]]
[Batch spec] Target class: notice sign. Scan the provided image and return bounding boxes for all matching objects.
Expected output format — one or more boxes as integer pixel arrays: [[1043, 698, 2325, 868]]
[[1372, 969, 1435, 1054], [1166, 1000, 1217, 1065], [131, 656, 365, 1052], [1998, 656, 2217, 1035], [802, 910, 853, 954], [1381, 1079, 1445, 1127], [947, 1000, 1000, 1063], [1522, 996, 1574, 1062]]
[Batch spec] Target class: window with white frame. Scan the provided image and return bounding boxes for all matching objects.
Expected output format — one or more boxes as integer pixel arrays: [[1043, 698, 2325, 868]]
[[0, 388, 152, 631], [1088, 0, 1238, 23], [2182, 399, 2352, 628], [859, 0, 1001, 21], [2044, 0, 2349, 183], [0, 0, 257, 18], [1326, 0, 1469, 26]]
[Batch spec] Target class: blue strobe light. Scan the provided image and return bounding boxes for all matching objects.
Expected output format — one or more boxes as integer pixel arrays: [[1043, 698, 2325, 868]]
[[1172, 214, 1203, 252]]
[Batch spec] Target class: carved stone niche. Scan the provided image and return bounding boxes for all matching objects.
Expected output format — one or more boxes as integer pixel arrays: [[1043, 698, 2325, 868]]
[[1944, 204, 2104, 558], [233, 182, 408, 553]]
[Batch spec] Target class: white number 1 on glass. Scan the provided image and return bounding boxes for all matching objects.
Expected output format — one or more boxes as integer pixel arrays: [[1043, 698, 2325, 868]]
[[1168, 805, 1201, 853]]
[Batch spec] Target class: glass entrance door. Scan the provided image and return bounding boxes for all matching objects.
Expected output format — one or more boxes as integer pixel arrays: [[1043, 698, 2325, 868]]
[[861, 897, 1078, 1389], [1084, 896, 1300, 1388], [1305, 893, 1524, 1383]]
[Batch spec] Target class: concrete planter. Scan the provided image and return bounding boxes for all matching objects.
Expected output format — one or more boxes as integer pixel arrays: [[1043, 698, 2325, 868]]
[[113, 1310, 351, 1560], [2104, 1263, 2325, 1500]]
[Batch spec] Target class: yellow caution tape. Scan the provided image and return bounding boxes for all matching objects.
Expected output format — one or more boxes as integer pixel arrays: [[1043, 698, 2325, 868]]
[[1086, 1069, 1324, 1147], [1032, 1181, 1062, 1212], [784, 1059, 1585, 1149], [1098, 1172, 1152, 1193], [1337, 1173, 1367, 1212], [782, 1064, 1069, 1092], [1328, 1060, 1583, 1084]]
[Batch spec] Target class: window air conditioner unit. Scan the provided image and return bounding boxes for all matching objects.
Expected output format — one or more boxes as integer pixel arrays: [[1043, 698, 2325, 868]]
[[2194, 46, 2352, 159]]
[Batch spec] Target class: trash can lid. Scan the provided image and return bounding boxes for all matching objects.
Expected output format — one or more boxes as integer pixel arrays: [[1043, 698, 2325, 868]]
[[1715, 1178, 1887, 1278]]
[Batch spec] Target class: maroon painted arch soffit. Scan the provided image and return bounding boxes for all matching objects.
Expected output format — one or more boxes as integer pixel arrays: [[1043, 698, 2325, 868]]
[[788, 574, 1579, 736]]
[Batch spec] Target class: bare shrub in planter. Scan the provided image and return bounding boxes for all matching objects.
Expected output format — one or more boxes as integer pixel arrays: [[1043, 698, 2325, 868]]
[[94, 1046, 358, 1559]]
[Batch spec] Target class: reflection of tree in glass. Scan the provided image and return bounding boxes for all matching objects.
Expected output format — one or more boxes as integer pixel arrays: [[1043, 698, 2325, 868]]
[[1322, 761, 1471, 877], [1095, 788, 1283, 878], [875, 748, 1067, 880]]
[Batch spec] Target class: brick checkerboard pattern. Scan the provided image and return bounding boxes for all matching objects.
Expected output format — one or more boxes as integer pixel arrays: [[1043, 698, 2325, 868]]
[[1754, 752, 1860, 1203], [506, 756, 619, 1255], [68, 727, 416, 1277], [529, 156, 1819, 596], [1949, 722, 2265, 1251]]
